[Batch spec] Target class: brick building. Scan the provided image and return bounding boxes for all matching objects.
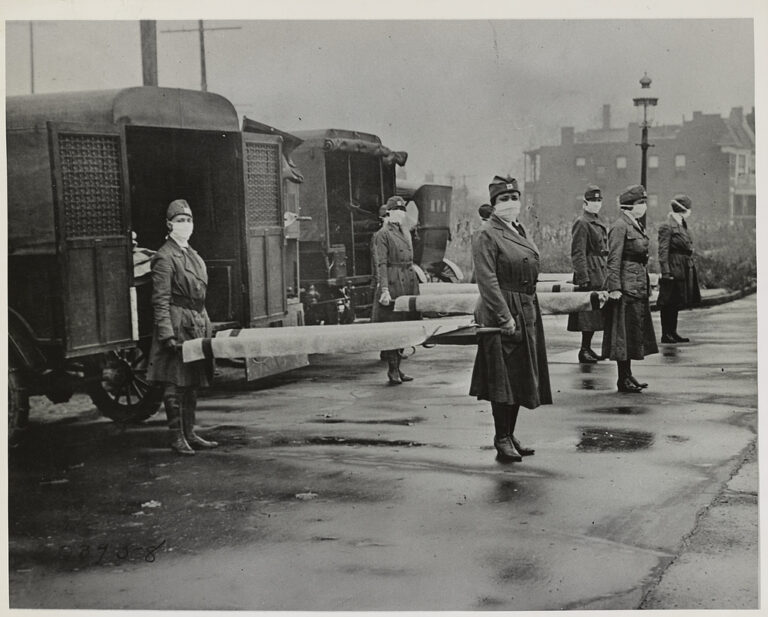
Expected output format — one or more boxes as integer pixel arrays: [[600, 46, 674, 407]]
[[523, 105, 755, 225]]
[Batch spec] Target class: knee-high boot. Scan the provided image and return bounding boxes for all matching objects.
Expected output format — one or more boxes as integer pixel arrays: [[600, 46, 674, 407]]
[[164, 393, 194, 455], [491, 402, 522, 461], [384, 350, 401, 385], [182, 390, 218, 449], [396, 353, 413, 382], [507, 404, 534, 456]]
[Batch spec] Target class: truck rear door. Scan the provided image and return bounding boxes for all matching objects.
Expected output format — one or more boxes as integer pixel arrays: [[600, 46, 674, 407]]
[[240, 133, 287, 324], [48, 122, 133, 357]]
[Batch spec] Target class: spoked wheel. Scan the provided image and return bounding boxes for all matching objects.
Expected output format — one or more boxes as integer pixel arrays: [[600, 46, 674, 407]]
[[87, 343, 162, 424]]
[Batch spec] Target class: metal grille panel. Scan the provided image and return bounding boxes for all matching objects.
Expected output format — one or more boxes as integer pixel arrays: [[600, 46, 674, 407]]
[[244, 142, 281, 229], [59, 134, 123, 238]]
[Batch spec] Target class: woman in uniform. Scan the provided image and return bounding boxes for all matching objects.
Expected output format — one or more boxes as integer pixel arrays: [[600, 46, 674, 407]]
[[657, 194, 701, 343], [371, 196, 420, 385], [470, 175, 552, 462], [568, 185, 608, 363], [601, 185, 658, 393], [147, 199, 218, 455]]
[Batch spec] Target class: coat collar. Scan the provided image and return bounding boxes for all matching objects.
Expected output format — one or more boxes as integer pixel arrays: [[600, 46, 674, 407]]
[[490, 215, 539, 255], [621, 210, 647, 236], [581, 210, 607, 229], [167, 237, 207, 284]]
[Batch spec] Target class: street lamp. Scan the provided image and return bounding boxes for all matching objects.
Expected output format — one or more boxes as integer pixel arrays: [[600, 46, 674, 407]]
[[633, 72, 659, 191]]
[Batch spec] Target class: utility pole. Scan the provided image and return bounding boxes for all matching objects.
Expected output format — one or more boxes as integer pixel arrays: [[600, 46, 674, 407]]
[[140, 20, 158, 86], [29, 22, 35, 93], [161, 20, 241, 92]]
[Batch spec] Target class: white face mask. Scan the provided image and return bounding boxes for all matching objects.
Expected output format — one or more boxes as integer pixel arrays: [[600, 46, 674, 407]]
[[631, 203, 647, 218], [388, 209, 406, 225], [170, 220, 194, 243], [680, 208, 691, 219], [584, 200, 602, 214], [494, 200, 521, 222]]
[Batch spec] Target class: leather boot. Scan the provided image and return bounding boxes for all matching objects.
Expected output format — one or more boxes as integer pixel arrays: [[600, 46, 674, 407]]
[[182, 390, 218, 450], [386, 356, 402, 385], [578, 348, 599, 364], [617, 377, 643, 393], [510, 434, 535, 456], [396, 355, 413, 382], [164, 395, 194, 455], [494, 435, 523, 462]]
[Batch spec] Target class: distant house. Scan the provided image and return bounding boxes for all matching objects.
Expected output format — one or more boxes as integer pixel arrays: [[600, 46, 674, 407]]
[[523, 105, 755, 224]]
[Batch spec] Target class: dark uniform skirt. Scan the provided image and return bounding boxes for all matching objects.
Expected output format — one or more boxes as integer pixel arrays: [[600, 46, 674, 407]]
[[470, 293, 552, 409], [656, 267, 702, 309], [601, 295, 658, 361], [567, 307, 605, 332]]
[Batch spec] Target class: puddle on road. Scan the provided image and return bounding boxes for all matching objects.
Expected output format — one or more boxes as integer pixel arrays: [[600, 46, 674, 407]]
[[309, 416, 425, 426], [665, 434, 690, 443], [490, 478, 537, 503], [584, 406, 649, 415], [576, 427, 654, 452], [304, 436, 425, 447]]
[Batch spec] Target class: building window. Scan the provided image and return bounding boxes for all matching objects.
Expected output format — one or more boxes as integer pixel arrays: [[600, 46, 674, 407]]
[[596, 165, 606, 178], [575, 156, 586, 168], [616, 156, 627, 170], [675, 154, 686, 169], [648, 195, 658, 209], [525, 154, 534, 183], [534, 154, 541, 182], [648, 155, 659, 169]]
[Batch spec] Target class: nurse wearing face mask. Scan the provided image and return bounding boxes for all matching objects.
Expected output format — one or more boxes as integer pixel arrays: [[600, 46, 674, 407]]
[[601, 185, 658, 393], [568, 185, 609, 363], [147, 199, 217, 455], [657, 194, 701, 343], [470, 175, 552, 463], [371, 196, 421, 385]]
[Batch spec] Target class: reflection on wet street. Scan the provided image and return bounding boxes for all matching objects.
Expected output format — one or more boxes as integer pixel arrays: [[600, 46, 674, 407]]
[[576, 427, 655, 452], [585, 406, 649, 416]]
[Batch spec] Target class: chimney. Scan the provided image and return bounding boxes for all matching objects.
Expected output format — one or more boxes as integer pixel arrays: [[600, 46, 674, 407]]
[[602, 104, 611, 130], [561, 126, 575, 145]]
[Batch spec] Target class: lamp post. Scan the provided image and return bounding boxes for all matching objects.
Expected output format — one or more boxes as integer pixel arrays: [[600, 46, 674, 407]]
[[633, 73, 658, 190], [633, 73, 658, 227]]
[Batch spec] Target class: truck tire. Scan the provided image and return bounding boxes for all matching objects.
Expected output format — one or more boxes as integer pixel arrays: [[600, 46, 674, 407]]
[[87, 343, 162, 424]]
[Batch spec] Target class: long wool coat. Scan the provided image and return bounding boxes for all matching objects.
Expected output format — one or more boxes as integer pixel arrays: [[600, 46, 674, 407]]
[[469, 215, 552, 409], [601, 212, 658, 361], [147, 238, 213, 387], [657, 214, 701, 308], [370, 222, 420, 323], [567, 211, 608, 332]]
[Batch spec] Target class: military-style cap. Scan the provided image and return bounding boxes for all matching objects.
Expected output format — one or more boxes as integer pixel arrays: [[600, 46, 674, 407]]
[[489, 175, 521, 203], [478, 203, 494, 220], [378, 204, 389, 218], [166, 199, 193, 220], [385, 196, 407, 211], [671, 194, 692, 211], [618, 184, 647, 206], [584, 185, 602, 201]]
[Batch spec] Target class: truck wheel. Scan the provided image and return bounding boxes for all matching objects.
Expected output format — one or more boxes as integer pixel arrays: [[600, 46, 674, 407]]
[[8, 368, 30, 445], [87, 344, 162, 424]]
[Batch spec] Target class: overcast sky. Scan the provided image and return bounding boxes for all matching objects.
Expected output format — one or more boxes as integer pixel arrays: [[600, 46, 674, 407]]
[[3, 16, 757, 196]]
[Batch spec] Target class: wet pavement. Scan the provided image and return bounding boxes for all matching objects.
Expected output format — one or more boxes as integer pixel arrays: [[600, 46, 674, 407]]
[[7, 295, 758, 610]]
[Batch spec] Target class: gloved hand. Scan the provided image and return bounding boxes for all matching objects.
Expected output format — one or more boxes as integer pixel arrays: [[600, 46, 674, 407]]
[[163, 337, 181, 352], [608, 290, 622, 301], [379, 289, 392, 306], [662, 273, 674, 280], [577, 282, 591, 291]]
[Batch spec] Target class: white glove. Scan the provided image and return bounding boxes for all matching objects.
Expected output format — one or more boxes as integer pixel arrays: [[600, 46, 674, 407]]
[[608, 290, 622, 301], [379, 289, 392, 306]]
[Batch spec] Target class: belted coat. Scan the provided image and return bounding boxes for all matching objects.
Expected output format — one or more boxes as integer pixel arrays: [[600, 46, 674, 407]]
[[371, 222, 420, 323], [469, 215, 552, 409], [568, 211, 608, 332], [657, 214, 701, 308], [601, 212, 658, 361], [147, 237, 213, 387]]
